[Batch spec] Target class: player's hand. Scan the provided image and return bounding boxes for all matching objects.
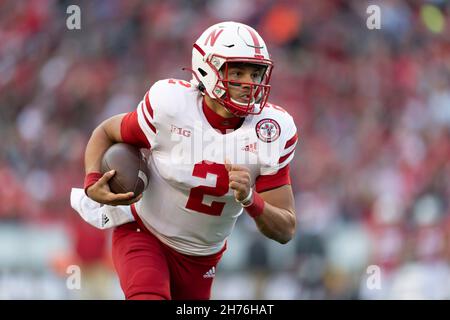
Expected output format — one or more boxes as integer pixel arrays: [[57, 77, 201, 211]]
[[86, 170, 142, 206], [224, 159, 251, 202]]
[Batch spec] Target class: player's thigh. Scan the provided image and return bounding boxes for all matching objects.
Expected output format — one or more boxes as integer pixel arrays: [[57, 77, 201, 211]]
[[112, 222, 171, 300], [168, 249, 224, 300]]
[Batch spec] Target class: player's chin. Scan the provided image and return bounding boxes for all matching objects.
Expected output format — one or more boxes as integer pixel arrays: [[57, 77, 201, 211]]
[[233, 96, 251, 104]]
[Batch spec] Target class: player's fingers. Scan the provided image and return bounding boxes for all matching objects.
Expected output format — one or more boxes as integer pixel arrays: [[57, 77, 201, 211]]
[[229, 163, 250, 173], [228, 174, 248, 185], [229, 181, 238, 190], [121, 194, 142, 205], [97, 170, 116, 185], [106, 191, 135, 202], [229, 172, 250, 183], [224, 158, 232, 172], [229, 181, 246, 192], [115, 191, 135, 200], [108, 194, 142, 206]]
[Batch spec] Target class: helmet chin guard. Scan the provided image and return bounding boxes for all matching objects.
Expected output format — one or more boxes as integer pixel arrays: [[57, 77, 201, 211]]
[[190, 22, 274, 117]]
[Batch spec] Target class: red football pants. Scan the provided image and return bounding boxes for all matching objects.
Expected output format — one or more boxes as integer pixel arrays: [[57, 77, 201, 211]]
[[112, 221, 225, 300]]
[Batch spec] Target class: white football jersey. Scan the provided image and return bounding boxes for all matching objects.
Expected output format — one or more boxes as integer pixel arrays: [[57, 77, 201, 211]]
[[123, 79, 298, 256]]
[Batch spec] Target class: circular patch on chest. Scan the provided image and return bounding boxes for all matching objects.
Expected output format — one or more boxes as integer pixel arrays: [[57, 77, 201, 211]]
[[255, 119, 281, 143]]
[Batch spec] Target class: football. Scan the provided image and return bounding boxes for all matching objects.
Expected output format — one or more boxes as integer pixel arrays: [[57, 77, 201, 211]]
[[100, 143, 150, 196]]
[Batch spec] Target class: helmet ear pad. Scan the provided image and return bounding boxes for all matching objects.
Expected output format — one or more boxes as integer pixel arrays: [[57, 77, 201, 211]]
[[192, 50, 226, 98]]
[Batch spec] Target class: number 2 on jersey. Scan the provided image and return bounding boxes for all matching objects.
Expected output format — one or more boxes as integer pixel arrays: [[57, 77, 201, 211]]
[[185, 161, 228, 216]]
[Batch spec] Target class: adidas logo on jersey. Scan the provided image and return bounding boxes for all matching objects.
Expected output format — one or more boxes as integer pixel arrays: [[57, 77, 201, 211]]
[[203, 266, 216, 278], [241, 142, 257, 154], [101, 213, 110, 228]]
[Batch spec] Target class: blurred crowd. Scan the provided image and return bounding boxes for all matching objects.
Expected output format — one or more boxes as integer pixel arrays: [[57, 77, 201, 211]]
[[1, 0, 450, 299]]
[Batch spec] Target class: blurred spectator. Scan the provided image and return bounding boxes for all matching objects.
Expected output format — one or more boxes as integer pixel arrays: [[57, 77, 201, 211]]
[[1, 0, 450, 299]]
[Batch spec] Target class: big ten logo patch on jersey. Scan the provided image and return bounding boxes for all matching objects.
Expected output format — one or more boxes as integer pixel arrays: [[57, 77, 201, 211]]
[[168, 120, 283, 166], [171, 124, 191, 138]]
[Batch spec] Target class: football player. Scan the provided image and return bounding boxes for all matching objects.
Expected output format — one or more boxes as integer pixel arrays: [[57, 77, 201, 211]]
[[77, 21, 298, 300]]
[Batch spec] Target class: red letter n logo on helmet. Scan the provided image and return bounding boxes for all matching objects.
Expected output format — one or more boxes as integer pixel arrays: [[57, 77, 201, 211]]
[[204, 29, 224, 47]]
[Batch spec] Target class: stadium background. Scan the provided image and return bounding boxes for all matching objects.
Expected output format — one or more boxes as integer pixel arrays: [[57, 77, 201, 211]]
[[1, 0, 450, 299]]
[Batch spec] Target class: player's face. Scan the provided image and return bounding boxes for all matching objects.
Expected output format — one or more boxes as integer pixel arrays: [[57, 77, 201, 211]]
[[224, 63, 266, 104]]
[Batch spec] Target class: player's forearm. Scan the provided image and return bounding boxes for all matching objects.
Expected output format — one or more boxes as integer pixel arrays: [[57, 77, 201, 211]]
[[253, 203, 296, 244], [84, 126, 115, 174], [85, 115, 125, 174]]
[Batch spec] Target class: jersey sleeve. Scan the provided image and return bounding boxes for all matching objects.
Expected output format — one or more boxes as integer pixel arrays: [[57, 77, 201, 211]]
[[120, 84, 159, 149], [255, 164, 291, 193], [255, 114, 298, 193]]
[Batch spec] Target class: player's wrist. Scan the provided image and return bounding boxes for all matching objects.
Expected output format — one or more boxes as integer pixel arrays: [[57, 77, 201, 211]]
[[237, 188, 253, 206], [84, 172, 102, 196], [240, 190, 265, 218]]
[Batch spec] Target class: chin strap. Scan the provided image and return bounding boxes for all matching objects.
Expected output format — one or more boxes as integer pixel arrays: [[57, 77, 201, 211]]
[[230, 97, 256, 106]]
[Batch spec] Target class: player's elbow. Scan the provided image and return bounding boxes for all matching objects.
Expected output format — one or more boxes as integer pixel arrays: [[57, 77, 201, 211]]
[[277, 237, 291, 245], [276, 214, 296, 244], [268, 223, 296, 244], [276, 228, 295, 244], [258, 225, 293, 244], [256, 209, 297, 244]]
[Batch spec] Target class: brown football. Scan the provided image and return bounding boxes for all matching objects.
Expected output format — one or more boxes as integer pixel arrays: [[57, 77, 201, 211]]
[[100, 143, 150, 196]]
